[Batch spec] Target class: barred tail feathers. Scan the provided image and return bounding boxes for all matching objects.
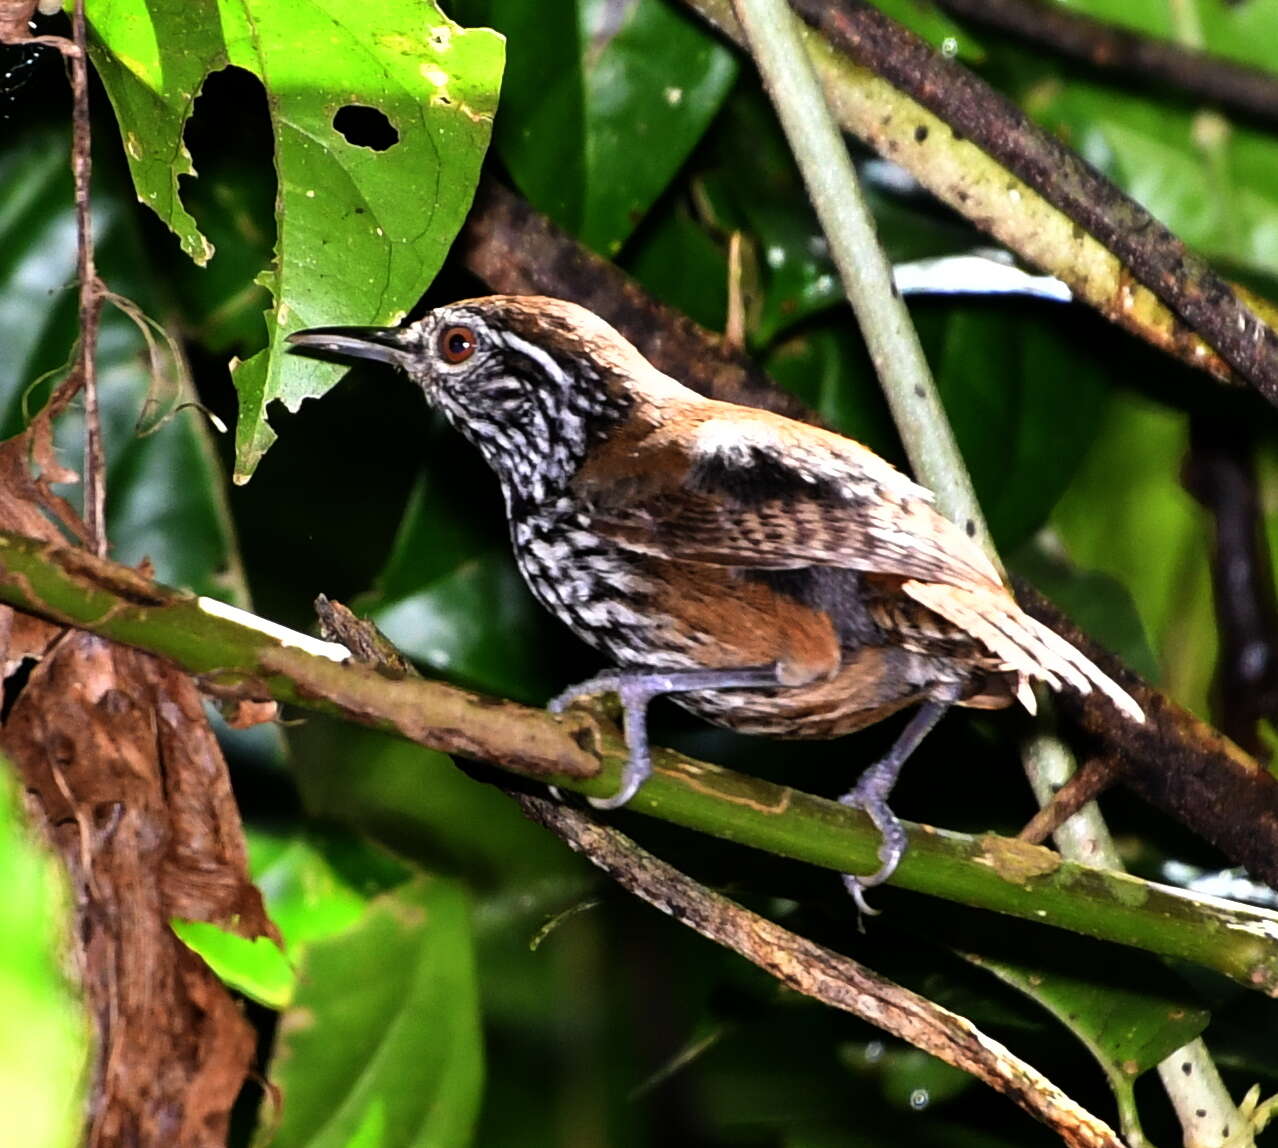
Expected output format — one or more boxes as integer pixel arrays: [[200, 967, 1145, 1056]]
[[901, 580, 1144, 722]]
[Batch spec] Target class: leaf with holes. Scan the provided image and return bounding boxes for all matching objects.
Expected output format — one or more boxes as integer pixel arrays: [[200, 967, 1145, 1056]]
[[85, 0, 504, 480]]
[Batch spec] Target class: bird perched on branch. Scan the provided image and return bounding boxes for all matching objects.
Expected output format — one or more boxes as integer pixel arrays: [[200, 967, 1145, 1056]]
[[290, 295, 1143, 910]]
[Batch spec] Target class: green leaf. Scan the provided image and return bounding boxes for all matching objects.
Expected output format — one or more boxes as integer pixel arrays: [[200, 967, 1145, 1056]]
[[1010, 543, 1159, 682], [1034, 0, 1278, 74], [870, 0, 981, 59], [623, 199, 730, 332], [838, 1044, 973, 1112], [933, 306, 1110, 552], [288, 725, 577, 883], [261, 876, 483, 1148], [699, 91, 983, 345], [764, 305, 1112, 554], [85, 0, 504, 479], [469, 0, 737, 255], [249, 826, 413, 955], [989, 11, 1278, 284], [965, 947, 1209, 1143], [0, 760, 87, 1148], [170, 919, 296, 1009], [764, 326, 897, 458]]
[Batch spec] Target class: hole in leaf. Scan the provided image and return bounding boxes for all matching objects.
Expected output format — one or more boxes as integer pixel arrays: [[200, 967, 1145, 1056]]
[[333, 105, 399, 151]]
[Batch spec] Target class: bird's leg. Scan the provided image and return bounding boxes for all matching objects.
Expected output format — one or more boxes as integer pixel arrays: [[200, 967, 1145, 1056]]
[[839, 696, 955, 917], [549, 666, 782, 809]]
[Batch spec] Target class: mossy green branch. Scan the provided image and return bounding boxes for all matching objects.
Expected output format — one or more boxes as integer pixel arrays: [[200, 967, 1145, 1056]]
[[1, 529, 1277, 991]]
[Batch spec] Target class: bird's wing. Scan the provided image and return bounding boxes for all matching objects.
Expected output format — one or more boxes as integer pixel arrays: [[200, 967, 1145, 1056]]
[[573, 405, 1144, 721], [573, 408, 1003, 591]]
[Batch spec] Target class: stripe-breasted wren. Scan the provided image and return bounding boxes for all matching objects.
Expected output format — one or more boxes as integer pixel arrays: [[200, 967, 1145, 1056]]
[[291, 295, 1143, 911]]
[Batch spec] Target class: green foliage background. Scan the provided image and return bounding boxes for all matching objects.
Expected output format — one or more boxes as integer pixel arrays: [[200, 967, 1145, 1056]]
[[4, 0, 1278, 1144]]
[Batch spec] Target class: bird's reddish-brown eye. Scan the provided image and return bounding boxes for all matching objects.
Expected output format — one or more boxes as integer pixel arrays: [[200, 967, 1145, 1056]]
[[439, 325, 478, 364]]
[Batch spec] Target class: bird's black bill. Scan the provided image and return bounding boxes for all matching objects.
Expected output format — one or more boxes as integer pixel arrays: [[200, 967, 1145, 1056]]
[[287, 325, 414, 368]]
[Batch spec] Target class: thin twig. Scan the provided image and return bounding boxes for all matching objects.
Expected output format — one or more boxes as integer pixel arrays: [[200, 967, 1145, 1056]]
[[319, 600, 1120, 1145], [2, 534, 1278, 987], [1022, 723, 1245, 1145], [1017, 754, 1120, 849], [934, 0, 1278, 126], [68, 0, 106, 557], [728, 0, 991, 551]]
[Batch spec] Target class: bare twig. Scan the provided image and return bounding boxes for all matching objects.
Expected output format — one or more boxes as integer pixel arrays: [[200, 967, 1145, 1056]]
[[4, 533, 1278, 989], [0, 0, 36, 43], [935, 0, 1278, 126], [318, 602, 1122, 1144], [520, 795, 1124, 1148], [68, 0, 106, 556], [1017, 755, 1120, 848]]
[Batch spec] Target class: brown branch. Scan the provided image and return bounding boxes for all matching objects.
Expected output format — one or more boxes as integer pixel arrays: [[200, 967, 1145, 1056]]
[[6, 633, 273, 1148], [1018, 757, 1121, 846], [520, 795, 1124, 1148], [785, 0, 1278, 407], [461, 179, 1278, 888], [1183, 416, 1278, 760], [69, 0, 106, 556], [0, 0, 34, 41], [0, 420, 267, 1140], [935, 0, 1278, 126]]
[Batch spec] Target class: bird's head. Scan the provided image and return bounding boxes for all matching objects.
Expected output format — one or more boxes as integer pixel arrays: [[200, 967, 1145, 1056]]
[[290, 295, 649, 508]]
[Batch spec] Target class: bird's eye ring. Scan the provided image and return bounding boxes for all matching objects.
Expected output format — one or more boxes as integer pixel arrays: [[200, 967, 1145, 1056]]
[[439, 325, 478, 364]]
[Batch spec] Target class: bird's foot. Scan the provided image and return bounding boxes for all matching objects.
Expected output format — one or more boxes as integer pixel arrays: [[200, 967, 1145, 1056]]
[[835, 696, 956, 919], [550, 666, 780, 809], [839, 764, 908, 920]]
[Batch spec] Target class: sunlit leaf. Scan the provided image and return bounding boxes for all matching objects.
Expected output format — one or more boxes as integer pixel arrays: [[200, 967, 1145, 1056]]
[[85, 0, 504, 479], [248, 826, 411, 955], [171, 919, 295, 1009], [0, 760, 87, 1148]]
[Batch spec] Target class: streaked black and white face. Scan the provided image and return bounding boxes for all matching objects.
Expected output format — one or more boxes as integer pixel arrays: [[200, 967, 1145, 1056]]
[[289, 296, 633, 508]]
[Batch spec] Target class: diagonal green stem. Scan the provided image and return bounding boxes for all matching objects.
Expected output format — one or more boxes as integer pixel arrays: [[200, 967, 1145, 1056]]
[[1, 530, 1278, 995], [728, 0, 991, 555]]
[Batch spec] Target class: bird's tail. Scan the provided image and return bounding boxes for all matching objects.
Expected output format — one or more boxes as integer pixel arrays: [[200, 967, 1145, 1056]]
[[901, 580, 1144, 722]]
